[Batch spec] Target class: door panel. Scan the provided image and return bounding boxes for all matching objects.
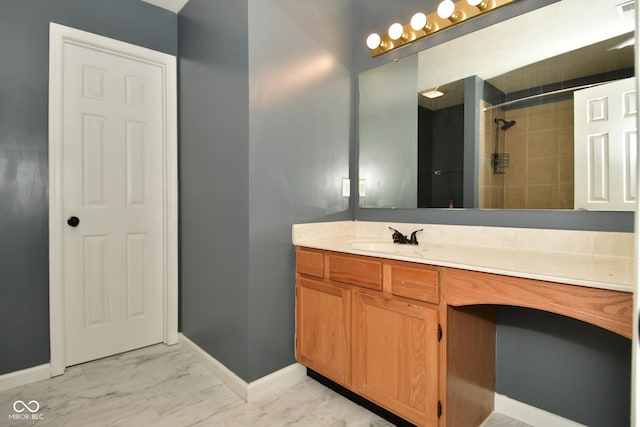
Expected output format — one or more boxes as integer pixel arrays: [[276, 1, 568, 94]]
[[574, 77, 637, 210], [83, 235, 108, 327], [126, 233, 147, 318], [125, 122, 147, 206], [63, 42, 164, 366]]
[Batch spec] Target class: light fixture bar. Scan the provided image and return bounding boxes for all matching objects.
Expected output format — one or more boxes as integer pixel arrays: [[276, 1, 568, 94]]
[[368, 0, 516, 57]]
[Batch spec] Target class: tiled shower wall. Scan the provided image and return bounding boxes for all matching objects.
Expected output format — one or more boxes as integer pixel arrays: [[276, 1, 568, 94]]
[[479, 99, 575, 209]]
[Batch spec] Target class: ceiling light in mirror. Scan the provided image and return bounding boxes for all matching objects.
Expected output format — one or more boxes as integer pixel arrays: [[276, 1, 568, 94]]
[[421, 89, 445, 98]]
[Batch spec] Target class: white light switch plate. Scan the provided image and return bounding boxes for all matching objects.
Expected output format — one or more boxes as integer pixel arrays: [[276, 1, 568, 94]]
[[341, 178, 350, 197]]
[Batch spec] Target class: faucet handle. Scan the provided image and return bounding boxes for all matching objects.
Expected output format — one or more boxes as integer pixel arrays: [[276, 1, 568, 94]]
[[409, 229, 423, 245], [389, 227, 410, 244]]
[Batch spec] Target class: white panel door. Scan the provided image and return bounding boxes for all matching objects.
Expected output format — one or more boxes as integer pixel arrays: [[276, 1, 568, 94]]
[[574, 77, 637, 211], [62, 42, 165, 366]]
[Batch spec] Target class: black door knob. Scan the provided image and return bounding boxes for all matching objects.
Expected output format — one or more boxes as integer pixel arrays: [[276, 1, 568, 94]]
[[67, 216, 80, 227]]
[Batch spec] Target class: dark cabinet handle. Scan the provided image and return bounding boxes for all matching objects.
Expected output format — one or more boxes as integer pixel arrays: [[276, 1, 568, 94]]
[[67, 216, 80, 227]]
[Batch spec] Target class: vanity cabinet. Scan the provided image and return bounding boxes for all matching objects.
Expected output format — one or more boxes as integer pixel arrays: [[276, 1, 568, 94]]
[[296, 245, 634, 427], [295, 248, 351, 386], [353, 292, 439, 426], [293, 221, 635, 427], [295, 247, 441, 426], [296, 277, 351, 386]]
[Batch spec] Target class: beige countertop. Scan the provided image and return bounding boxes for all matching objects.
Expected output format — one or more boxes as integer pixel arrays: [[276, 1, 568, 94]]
[[292, 221, 635, 293]]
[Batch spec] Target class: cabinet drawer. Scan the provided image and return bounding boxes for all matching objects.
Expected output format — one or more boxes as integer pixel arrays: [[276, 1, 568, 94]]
[[390, 264, 439, 304], [296, 248, 324, 278], [329, 254, 383, 291]]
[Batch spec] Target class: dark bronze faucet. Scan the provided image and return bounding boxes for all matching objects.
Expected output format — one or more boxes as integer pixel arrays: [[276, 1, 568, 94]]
[[389, 227, 423, 245]]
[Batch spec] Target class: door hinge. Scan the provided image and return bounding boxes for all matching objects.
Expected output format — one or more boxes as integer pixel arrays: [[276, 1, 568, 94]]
[[437, 400, 442, 418], [438, 323, 443, 342]]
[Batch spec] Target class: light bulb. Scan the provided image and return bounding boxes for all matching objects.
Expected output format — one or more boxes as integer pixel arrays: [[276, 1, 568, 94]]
[[467, 0, 488, 9], [366, 33, 381, 50], [388, 23, 404, 41], [410, 13, 428, 31], [437, 0, 459, 21]]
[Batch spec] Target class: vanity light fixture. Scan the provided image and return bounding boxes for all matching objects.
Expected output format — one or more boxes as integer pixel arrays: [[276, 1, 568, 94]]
[[366, 0, 516, 57]]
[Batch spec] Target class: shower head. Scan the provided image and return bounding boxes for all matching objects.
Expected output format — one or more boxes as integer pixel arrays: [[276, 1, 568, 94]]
[[495, 118, 516, 130]]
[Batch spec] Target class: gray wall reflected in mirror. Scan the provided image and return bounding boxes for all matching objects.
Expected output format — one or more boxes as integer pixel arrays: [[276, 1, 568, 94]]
[[418, 100, 464, 208], [359, 54, 417, 208], [358, 0, 635, 215]]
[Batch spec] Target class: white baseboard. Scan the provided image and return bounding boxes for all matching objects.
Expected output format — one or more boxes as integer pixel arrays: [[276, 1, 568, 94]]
[[494, 393, 587, 427], [178, 333, 306, 402], [247, 362, 307, 402], [0, 364, 51, 392]]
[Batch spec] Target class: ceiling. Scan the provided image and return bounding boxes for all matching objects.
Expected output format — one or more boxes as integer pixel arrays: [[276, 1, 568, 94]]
[[141, 0, 189, 13], [421, 32, 635, 111], [418, 0, 635, 111]]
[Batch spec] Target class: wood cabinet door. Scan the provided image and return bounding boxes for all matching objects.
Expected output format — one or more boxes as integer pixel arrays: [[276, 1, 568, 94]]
[[296, 277, 350, 386], [353, 292, 439, 427]]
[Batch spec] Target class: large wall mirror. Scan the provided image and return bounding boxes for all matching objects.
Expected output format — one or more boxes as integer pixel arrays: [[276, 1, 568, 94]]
[[358, 0, 636, 211]]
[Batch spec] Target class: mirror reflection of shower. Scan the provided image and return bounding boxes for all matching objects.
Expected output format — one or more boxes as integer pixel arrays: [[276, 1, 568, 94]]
[[493, 118, 515, 174]]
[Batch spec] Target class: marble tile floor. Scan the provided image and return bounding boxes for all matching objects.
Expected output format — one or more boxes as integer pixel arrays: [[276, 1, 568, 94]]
[[0, 343, 528, 427]]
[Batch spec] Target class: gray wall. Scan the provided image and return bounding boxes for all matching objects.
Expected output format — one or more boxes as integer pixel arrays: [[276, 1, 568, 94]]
[[0, 0, 177, 376], [359, 55, 418, 208], [497, 307, 631, 427], [246, 0, 354, 381], [353, 0, 632, 425], [179, 0, 353, 382], [178, 0, 252, 382]]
